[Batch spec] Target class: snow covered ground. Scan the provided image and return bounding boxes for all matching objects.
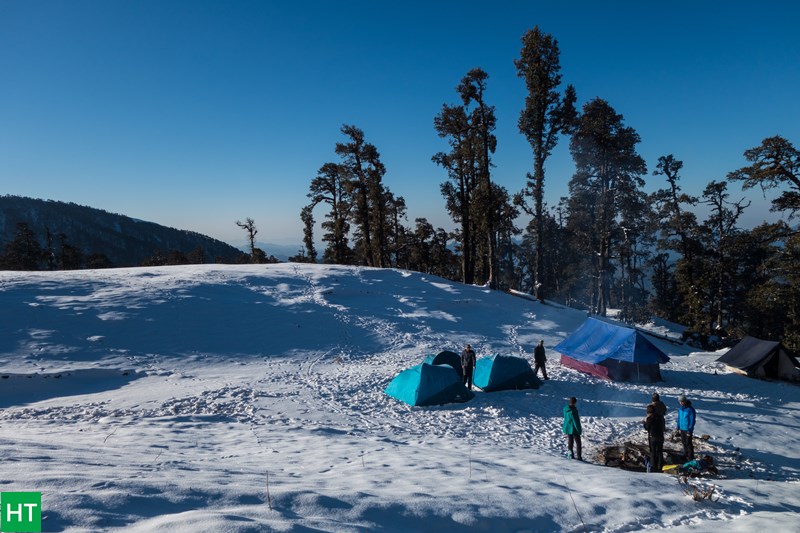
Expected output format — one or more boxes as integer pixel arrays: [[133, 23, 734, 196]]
[[0, 264, 798, 532]]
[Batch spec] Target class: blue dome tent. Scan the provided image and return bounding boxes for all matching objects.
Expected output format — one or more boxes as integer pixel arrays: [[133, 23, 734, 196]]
[[423, 350, 464, 379], [385, 363, 474, 406], [473, 355, 541, 392]]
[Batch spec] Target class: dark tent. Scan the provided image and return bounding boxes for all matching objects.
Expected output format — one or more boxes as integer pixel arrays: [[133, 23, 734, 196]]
[[423, 350, 464, 379], [473, 355, 541, 392], [385, 363, 474, 406], [716, 336, 800, 382], [555, 318, 670, 382]]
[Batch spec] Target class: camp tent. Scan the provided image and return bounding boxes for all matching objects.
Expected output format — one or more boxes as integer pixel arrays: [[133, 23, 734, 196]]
[[473, 355, 541, 392], [716, 336, 800, 382], [555, 318, 670, 382], [423, 350, 464, 379], [385, 363, 474, 406]]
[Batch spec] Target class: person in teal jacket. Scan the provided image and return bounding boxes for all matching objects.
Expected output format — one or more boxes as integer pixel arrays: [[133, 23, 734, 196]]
[[676, 395, 696, 460], [562, 396, 583, 460], [679, 455, 717, 476]]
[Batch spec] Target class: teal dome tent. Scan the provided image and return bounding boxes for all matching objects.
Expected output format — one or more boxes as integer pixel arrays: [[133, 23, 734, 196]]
[[385, 363, 474, 406], [473, 355, 541, 392]]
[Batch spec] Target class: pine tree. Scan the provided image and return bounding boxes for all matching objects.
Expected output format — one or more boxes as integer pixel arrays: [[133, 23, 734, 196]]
[[306, 162, 351, 264], [335, 125, 389, 267], [615, 185, 656, 324], [434, 103, 478, 284], [567, 98, 647, 316], [299, 205, 318, 263], [458, 68, 499, 289], [186, 245, 205, 264], [434, 68, 498, 287], [1, 222, 43, 270], [515, 26, 577, 300], [728, 135, 800, 216], [383, 192, 407, 268], [650, 155, 702, 325], [699, 180, 750, 338], [57, 233, 85, 270]]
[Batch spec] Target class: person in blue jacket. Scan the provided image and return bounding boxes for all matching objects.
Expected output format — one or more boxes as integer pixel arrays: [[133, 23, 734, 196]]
[[676, 395, 696, 461], [562, 396, 583, 460]]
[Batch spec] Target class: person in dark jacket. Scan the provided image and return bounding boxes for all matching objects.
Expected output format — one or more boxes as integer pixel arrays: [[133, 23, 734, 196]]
[[643, 404, 665, 472], [676, 395, 696, 461], [533, 340, 549, 380], [562, 397, 583, 460], [649, 392, 667, 417], [461, 343, 477, 390]]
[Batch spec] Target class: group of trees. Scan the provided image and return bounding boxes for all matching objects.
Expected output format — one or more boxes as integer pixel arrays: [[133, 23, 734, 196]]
[[297, 125, 459, 277], [299, 26, 800, 351], [0, 217, 280, 269], [2, 25, 796, 351], [0, 223, 113, 270], [0, 222, 218, 269]]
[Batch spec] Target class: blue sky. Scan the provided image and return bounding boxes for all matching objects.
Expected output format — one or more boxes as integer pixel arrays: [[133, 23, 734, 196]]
[[1, 1, 798, 248]]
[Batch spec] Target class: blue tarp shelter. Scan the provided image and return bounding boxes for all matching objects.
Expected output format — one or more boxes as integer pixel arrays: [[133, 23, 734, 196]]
[[423, 350, 464, 379], [473, 355, 541, 392], [555, 318, 670, 382], [385, 363, 474, 406]]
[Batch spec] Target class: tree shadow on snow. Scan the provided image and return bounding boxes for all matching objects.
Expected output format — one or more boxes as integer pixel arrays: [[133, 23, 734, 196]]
[[0, 368, 144, 408]]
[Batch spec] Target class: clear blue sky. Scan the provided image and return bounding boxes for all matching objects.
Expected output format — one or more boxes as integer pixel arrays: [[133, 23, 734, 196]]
[[2, 1, 798, 248]]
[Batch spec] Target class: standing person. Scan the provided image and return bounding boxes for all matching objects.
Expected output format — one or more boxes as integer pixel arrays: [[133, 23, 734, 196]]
[[562, 396, 583, 460], [676, 395, 696, 461], [461, 343, 477, 390], [642, 404, 665, 472], [650, 392, 667, 417], [533, 340, 549, 380]]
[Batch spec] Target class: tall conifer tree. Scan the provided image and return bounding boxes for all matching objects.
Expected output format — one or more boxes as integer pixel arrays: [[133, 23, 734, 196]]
[[515, 26, 577, 300]]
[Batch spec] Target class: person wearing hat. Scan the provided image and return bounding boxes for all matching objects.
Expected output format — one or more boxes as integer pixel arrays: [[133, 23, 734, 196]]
[[461, 343, 477, 390], [649, 392, 667, 417], [676, 395, 696, 461], [643, 404, 665, 472], [533, 340, 549, 380]]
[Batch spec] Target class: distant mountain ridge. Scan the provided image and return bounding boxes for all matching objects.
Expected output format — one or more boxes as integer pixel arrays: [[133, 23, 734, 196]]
[[0, 195, 241, 267]]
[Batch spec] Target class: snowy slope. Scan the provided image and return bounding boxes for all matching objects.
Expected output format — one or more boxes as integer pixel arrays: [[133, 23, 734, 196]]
[[0, 264, 798, 532]]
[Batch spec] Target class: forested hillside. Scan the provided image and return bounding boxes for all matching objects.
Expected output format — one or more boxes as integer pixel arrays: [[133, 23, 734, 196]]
[[0, 196, 242, 267]]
